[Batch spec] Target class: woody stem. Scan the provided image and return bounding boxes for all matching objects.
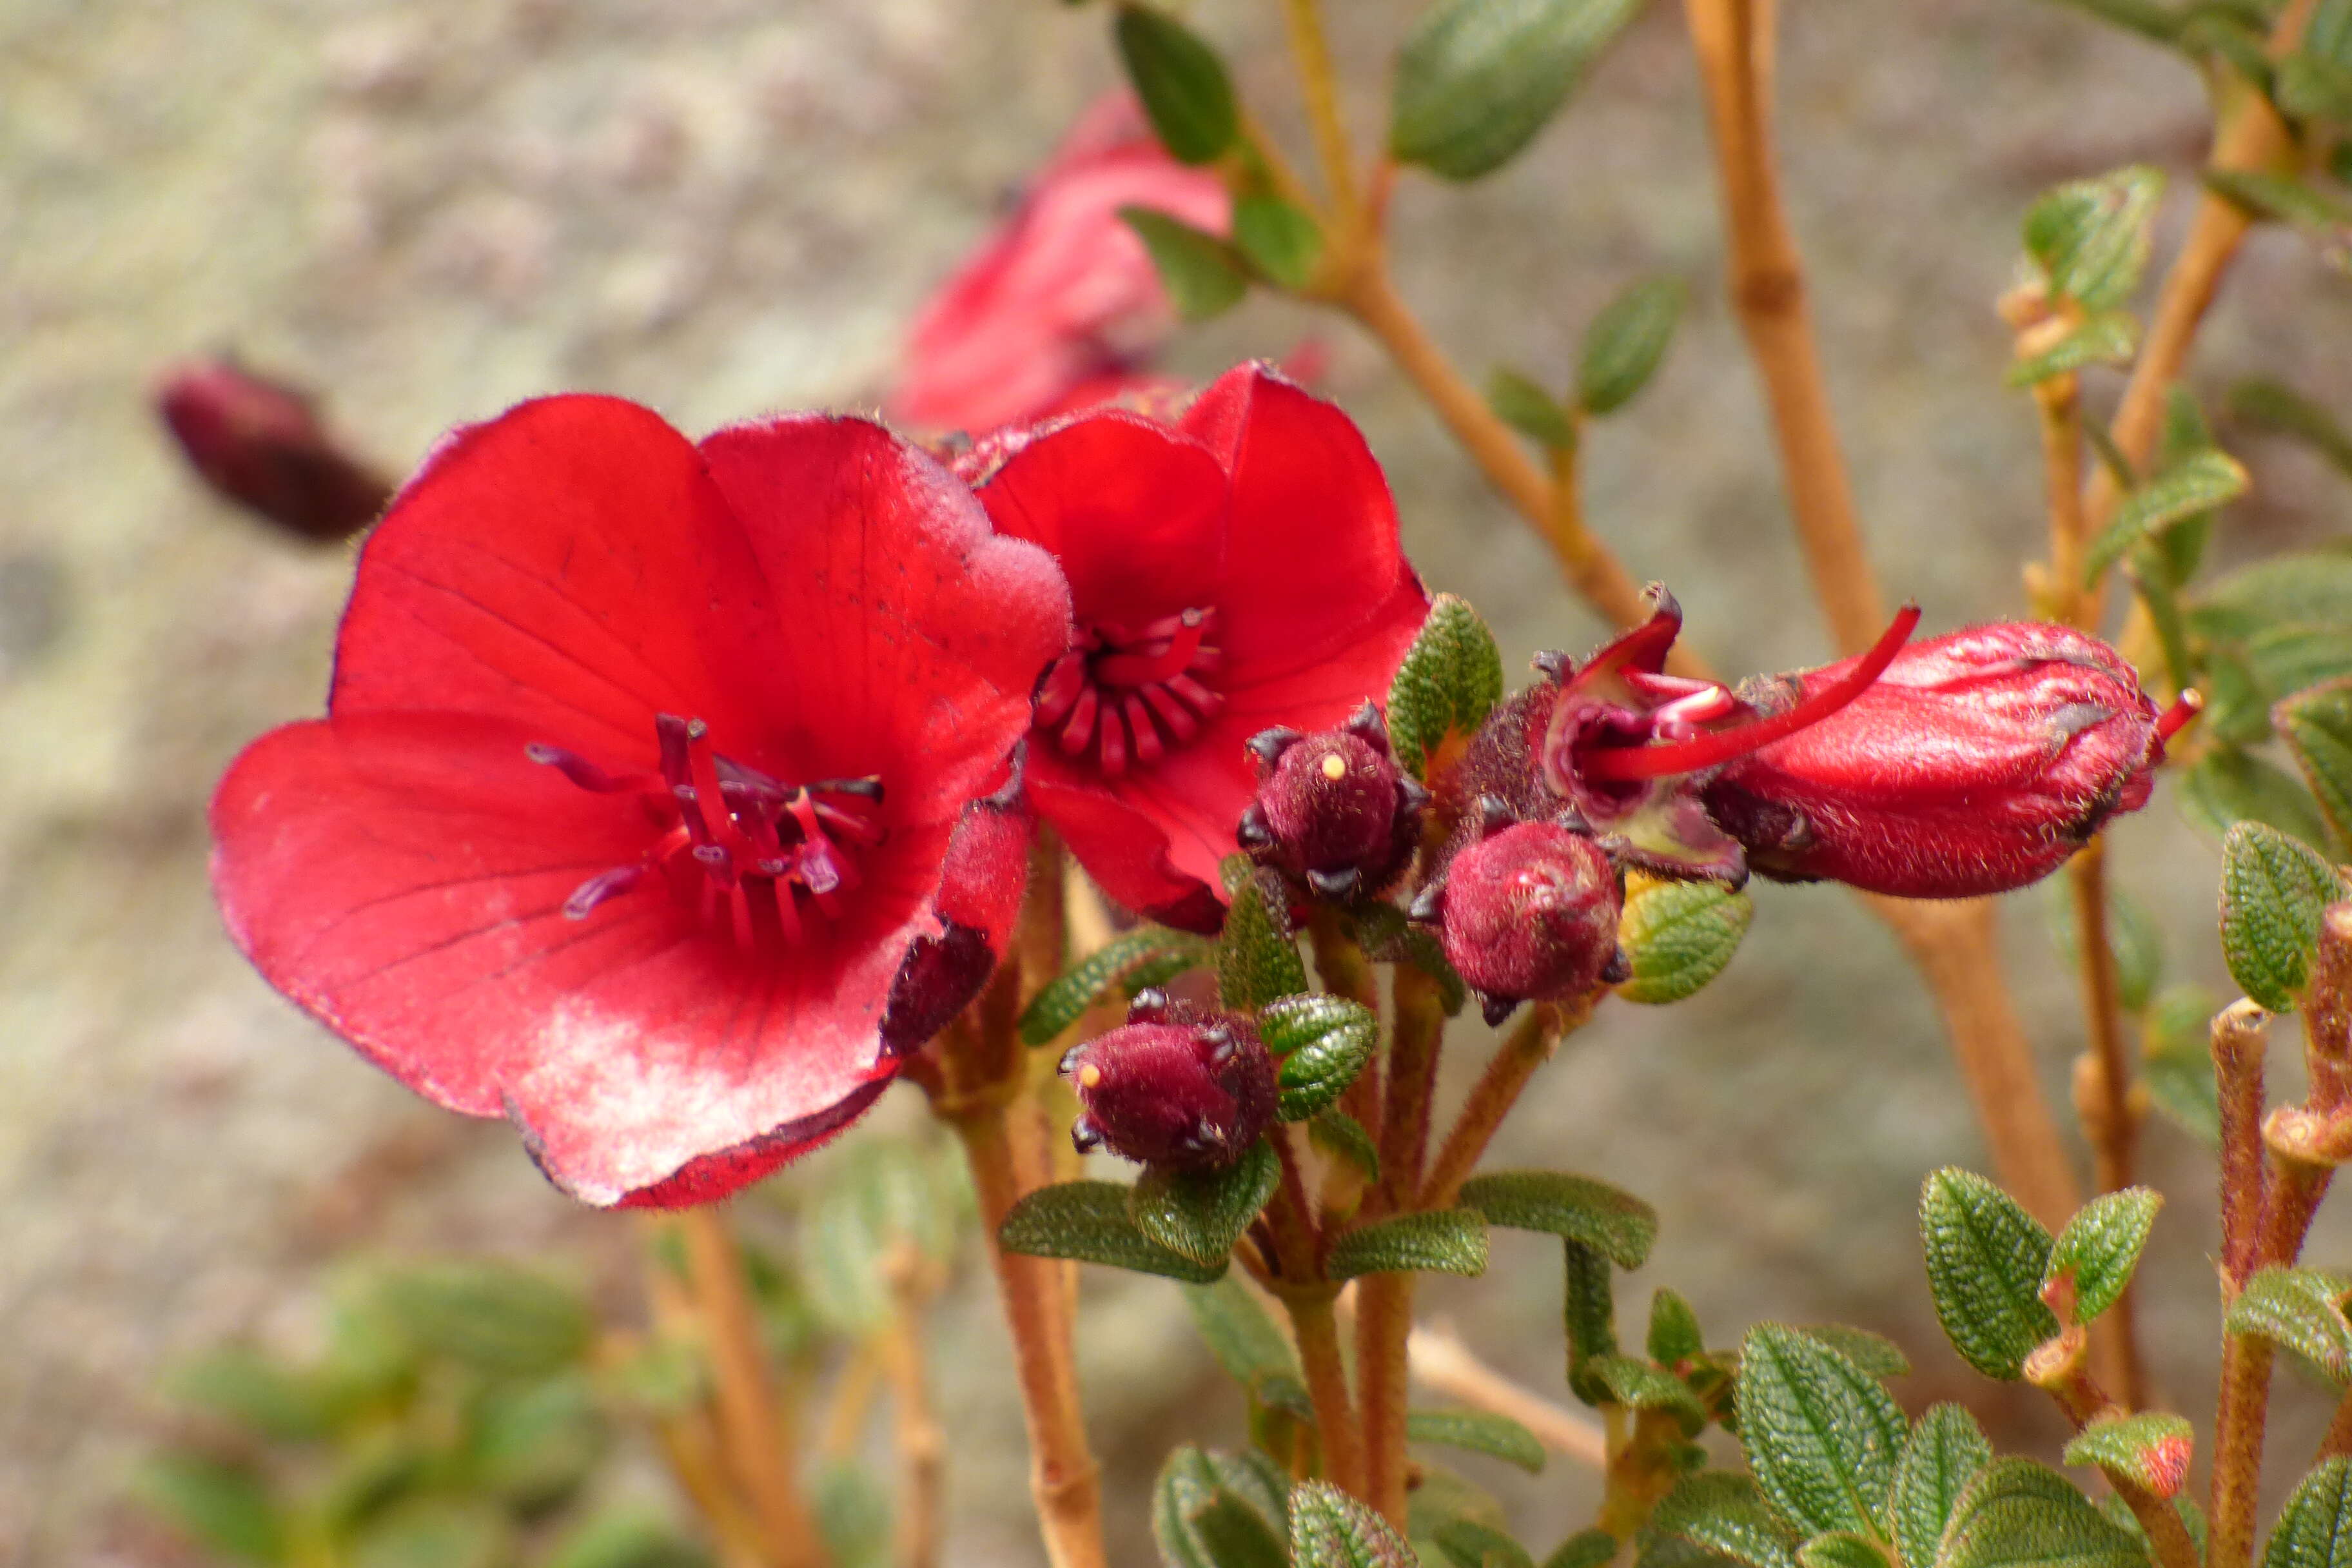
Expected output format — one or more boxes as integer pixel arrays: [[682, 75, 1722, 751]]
[[1278, 0, 1361, 233], [1269, 1128, 1366, 1494], [2066, 840, 2146, 1409], [1421, 1002, 1578, 1210]]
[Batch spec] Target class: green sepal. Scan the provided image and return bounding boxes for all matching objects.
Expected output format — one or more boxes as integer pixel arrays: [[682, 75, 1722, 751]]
[[1616, 876, 1754, 1004], [1389, 594, 1507, 779], [1132, 1141, 1282, 1268], [1458, 1170, 1658, 1269], [1409, 1408, 1550, 1474], [2045, 1188, 2162, 1324], [999, 1179, 1227, 1282], [2220, 821, 2348, 1010], [1329, 1209, 1491, 1280]]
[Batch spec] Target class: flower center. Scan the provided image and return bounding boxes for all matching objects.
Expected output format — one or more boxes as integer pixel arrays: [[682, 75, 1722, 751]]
[[1032, 605, 1224, 778], [529, 712, 885, 949]]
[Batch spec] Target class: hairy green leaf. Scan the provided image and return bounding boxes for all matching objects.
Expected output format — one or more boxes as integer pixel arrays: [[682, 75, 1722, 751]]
[[2204, 169, 2352, 235], [1114, 5, 1237, 164], [999, 1180, 1226, 1282], [134, 1455, 286, 1566], [1156, 1446, 1293, 1568], [2226, 1266, 2352, 1381], [1735, 1324, 1906, 1538], [2262, 1456, 2352, 1568], [1330, 1209, 1491, 1280], [1438, 1519, 1540, 1568], [1616, 877, 1755, 1005], [2142, 985, 2222, 1145], [2084, 449, 2248, 587], [1589, 1353, 1707, 1432], [2024, 165, 2165, 309], [1564, 1240, 1620, 1407], [1020, 926, 1210, 1045], [1649, 1473, 1803, 1568], [2192, 551, 2352, 641], [1892, 1405, 1994, 1568], [1294, 1478, 1420, 1567], [2228, 378, 2352, 480], [377, 1262, 592, 1377], [1489, 367, 1578, 450], [1389, 594, 1507, 779], [1796, 1326, 1911, 1380], [1649, 1289, 1708, 1367], [1459, 1170, 1658, 1268], [1579, 276, 1687, 415], [542, 1508, 716, 1568], [2063, 1413, 2193, 1499], [2282, 678, 2352, 849], [2046, 1189, 2162, 1324], [1545, 1529, 1621, 1568], [2181, 748, 2335, 852], [1132, 1141, 1281, 1268], [1264, 994, 1380, 1121], [164, 1349, 333, 1444], [1233, 195, 1323, 289], [1219, 857, 1309, 1011], [1311, 1110, 1381, 1182], [1390, 0, 1648, 181], [1184, 1275, 1300, 1402], [2280, 46, 2352, 120], [2006, 311, 2141, 388], [1121, 208, 1248, 320], [1801, 1536, 1893, 1568], [1919, 1170, 2059, 1380], [1408, 1409, 1549, 1475], [2221, 821, 2347, 1010], [1938, 1458, 2146, 1568], [2045, 881, 2164, 1015]]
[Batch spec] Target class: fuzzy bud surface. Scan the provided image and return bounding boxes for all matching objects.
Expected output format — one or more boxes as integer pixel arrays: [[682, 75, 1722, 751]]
[[1435, 821, 1624, 1013], [1061, 998, 1275, 1170], [1240, 704, 1425, 900]]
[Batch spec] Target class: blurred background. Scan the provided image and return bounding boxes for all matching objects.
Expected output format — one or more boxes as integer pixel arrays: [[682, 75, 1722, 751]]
[[7, 0, 2352, 1563]]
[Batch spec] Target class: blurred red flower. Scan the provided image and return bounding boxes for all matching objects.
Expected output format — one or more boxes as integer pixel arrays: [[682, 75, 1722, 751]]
[[156, 358, 391, 542], [886, 92, 1230, 434], [210, 396, 1070, 1206], [974, 363, 1427, 931]]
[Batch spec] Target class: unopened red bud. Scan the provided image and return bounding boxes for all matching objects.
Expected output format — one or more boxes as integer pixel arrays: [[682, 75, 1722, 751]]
[[156, 360, 391, 542], [1239, 703, 1425, 901], [1702, 623, 2164, 899], [1425, 820, 1624, 1024], [1061, 1003, 1275, 1170]]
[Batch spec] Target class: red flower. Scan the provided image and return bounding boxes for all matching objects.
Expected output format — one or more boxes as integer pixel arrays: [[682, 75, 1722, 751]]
[[886, 92, 1230, 435], [210, 397, 1070, 1206], [972, 363, 1428, 930], [156, 359, 392, 542]]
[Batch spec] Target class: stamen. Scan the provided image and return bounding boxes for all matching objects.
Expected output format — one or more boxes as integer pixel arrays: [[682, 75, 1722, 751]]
[[1030, 607, 1226, 774], [562, 864, 645, 920], [1582, 605, 1921, 782], [1093, 611, 1210, 687], [2157, 687, 2204, 743], [525, 744, 643, 792]]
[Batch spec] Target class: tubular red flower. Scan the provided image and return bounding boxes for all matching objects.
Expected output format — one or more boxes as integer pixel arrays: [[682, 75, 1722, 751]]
[[886, 92, 1230, 435], [971, 363, 1429, 931], [210, 396, 1071, 1207]]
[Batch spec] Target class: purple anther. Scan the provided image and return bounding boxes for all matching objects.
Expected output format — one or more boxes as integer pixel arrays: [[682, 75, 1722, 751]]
[[525, 743, 639, 793], [692, 841, 736, 888], [562, 864, 645, 920]]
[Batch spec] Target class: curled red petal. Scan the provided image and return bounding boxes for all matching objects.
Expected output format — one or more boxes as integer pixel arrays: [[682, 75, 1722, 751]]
[[1582, 604, 1922, 782]]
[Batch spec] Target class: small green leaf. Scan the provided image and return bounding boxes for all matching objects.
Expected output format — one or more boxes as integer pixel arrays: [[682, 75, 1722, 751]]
[[1918, 1168, 2059, 1381], [1587, 1353, 1707, 1432], [348, 1498, 510, 1568], [1132, 1141, 1282, 1268], [1649, 1473, 1803, 1568], [1219, 858, 1309, 1011], [1121, 208, 1249, 320], [1388, 594, 1507, 779], [1264, 994, 1380, 1121], [1293, 1478, 1420, 1567], [2005, 311, 2142, 388], [164, 1349, 333, 1443], [2064, 1413, 2194, 1499], [1938, 1459, 2144, 1568], [2204, 169, 2352, 235], [1578, 277, 1687, 415], [2227, 378, 2352, 481], [1438, 1519, 1540, 1568], [2181, 747, 2335, 852], [1891, 1405, 1994, 1568], [1796, 1326, 1912, 1380], [1184, 1275, 1301, 1400], [1195, 1495, 1296, 1568], [2262, 1456, 2352, 1568], [1489, 367, 1579, 450], [1021, 926, 1211, 1045], [2220, 821, 2348, 1010], [1410, 1465, 1513, 1565], [999, 1179, 1227, 1282], [2143, 985, 2222, 1145], [1649, 1288, 1707, 1367], [2046, 1189, 2162, 1324], [1410, 1408, 1549, 1474], [2084, 449, 2249, 587], [2191, 551, 2352, 641], [1458, 1170, 1658, 1268], [1734, 1324, 1907, 1538], [134, 1455, 287, 1565], [376, 1262, 593, 1377], [1330, 1209, 1491, 1280], [1799, 1535, 1893, 1568], [1114, 5, 1237, 164], [2024, 165, 2166, 308], [2045, 881, 2164, 1015], [543, 1509, 716, 1568], [2282, 678, 2352, 848], [1545, 1529, 1621, 1568], [2226, 1266, 2352, 1381], [1389, 0, 1648, 181], [1233, 195, 1324, 289], [2280, 46, 2352, 120], [1311, 1110, 1382, 1182], [1615, 876, 1754, 1004], [469, 1375, 606, 1507], [1563, 1240, 1621, 1407], [1157, 1446, 1294, 1568]]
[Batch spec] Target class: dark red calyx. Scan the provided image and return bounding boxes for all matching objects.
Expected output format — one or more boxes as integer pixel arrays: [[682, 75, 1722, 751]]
[[1033, 605, 1225, 778], [1059, 997, 1275, 1170], [531, 713, 885, 948], [156, 360, 394, 543], [1423, 819, 1624, 1024], [1239, 701, 1426, 901]]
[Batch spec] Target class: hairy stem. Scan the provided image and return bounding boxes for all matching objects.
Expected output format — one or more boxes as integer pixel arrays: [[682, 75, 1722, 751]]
[[2319, 1383, 2352, 1465], [2212, 1332, 2277, 1568], [1279, 0, 1360, 233], [1309, 906, 1386, 1133], [1353, 1273, 1417, 1527], [2066, 841, 2146, 1409], [1289, 1288, 1366, 1494], [1421, 1001, 1578, 1210], [1377, 963, 1448, 1215], [2215, 1003, 2273, 1286]]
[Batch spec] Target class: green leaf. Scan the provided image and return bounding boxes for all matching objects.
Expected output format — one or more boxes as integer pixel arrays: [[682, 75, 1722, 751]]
[[1578, 277, 1687, 415], [1891, 1406, 1994, 1568], [134, 1455, 286, 1565], [2181, 747, 2335, 852], [2046, 1189, 2162, 1324], [1588, 1353, 1708, 1432], [799, 1141, 963, 1333], [812, 1460, 890, 1568], [376, 1262, 593, 1377], [2252, 624, 2352, 703], [2280, 46, 2352, 119], [1735, 1324, 1907, 1538], [1489, 367, 1579, 450], [2005, 311, 2141, 388], [1184, 1275, 1300, 1404], [1264, 994, 1380, 1121], [2191, 550, 2352, 641], [1312, 1110, 1382, 1183], [2024, 166, 2166, 309], [1458, 1170, 1658, 1268], [1546, 1529, 1621, 1568], [1411, 1465, 1513, 1565], [2064, 1413, 2194, 1498], [1331, 1209, 1491, 1280], [1115, 5, 1237, 164], [544, 1509, 716, 1568], [2143, 985, 2222, 1145], [1389, 0, 1648, 181], [1938, 1458, 2147, 1568], [1196, 1495, 1297, 1568], [164, 1349, 333, 1443], [1649, 1473, 1803, 1568], [1409, 1409, 1549, 1474], [2221, 821, 2348, 1010], [1649, 1289, 1707, 1367], [1219, 858, 1309, 1011], [1133, 1141, 1282, 1268], [467, 1374, 605, 1506], [2204, 169, 2352, 235], [2282, 678, 2352, 848], [1388, 594, 1507, 779], [1233, 195, 1324, 289], [1796, 1326, 1912, 1380], [2226, 1266, 2352, 1380], [1021, 926, 1211, 1045], [1438, 1520, 1540, 1568], [2263, 1456, 2352, 1568], [2084, 449, 2249, 587], [2044, 880, 2164, 1015], [349, 1498, 510, 1568], [999, 1179, 1228, 1282], [1616, 876, 1755, 1004], [1563, 1240, 1621, 1406], [1121, 208, 1249, 320], [1294, 1478, 1421, 1567], [2228, 378, 2352, 480], [1800, 1536, 1893, 1568], [1918, 1168, 2059, 1381], [1157, 1447, 1294, 1568]]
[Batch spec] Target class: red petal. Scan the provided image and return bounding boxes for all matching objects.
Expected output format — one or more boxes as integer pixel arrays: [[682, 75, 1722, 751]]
[[976, 412, 1226, 628], [1026, 757, 1228, 934]]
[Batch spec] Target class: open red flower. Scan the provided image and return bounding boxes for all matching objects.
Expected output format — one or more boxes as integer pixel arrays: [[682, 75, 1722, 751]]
[[972, 363, 1428, 930], [886, 92, 1230, 435], [210, 396, 1070, 1206]]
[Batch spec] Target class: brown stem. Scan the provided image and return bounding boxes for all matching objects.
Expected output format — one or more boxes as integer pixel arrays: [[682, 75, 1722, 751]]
[[1376, 963, 1448, 1215], [639, 1261, 772, 1568], [2032, 1358, 2199, 1568], [1279, 0, 1360, 232], [1353, 1273, 1418, 1528], [1421, 1002, 1578, 1210], [2214, 1002, 2273, 1288], [1308, 906, 1386, 1134], [877, 1246, 946, 1568], [1286, 1288, 1366, 1496], [2066, 841, 2146, 1409], [678, 1208, 830, 1568], [2033, 373, 2091, 624], [2212, 1332, 2276, 1568], [1680, 0, 1883, 654], [2320, 1384, 2352, 1466]]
